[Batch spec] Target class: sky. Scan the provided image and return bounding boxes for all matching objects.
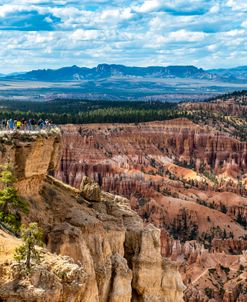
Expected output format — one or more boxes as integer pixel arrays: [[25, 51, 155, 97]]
[[0, 0, 247, 73]]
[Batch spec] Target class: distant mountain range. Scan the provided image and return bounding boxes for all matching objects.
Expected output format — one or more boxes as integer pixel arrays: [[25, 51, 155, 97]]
[[2, 64, 247, 83], [1, 64, 247, 102], [208, 66, 247, 82]]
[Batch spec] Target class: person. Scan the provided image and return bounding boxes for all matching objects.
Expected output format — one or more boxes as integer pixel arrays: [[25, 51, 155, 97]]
[[31, 118, 36, 130], [45, 119, 49, 128], [8, 118, 14, 131], [2, 119, 7, 130], [29, 118, 35, 131], [38, 118, 44, 129], [16, 119, 22, 130], [28, 119, 32, 131], [21, 118, 27, 130]]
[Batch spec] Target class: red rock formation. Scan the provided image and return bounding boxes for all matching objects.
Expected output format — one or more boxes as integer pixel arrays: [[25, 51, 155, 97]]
[[212, 239, 247, 254], [56, 120, 247, 301], [0, 131, 186, 302], [180, 98, 247, 117], [58, 119, 247, 194]]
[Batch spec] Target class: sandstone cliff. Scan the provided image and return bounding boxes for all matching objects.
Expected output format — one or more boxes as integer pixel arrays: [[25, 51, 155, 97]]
[[0, 130, 185, 302], [56, 120, 247, 302]]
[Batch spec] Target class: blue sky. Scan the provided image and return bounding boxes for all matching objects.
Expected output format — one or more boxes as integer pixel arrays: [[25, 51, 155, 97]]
[[0, 0, 246, 73]]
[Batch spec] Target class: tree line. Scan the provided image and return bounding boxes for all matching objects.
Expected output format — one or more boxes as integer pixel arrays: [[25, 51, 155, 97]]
[[0, 99, 184, 124]]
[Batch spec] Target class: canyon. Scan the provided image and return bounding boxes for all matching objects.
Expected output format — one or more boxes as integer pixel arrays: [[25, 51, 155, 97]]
[[0, 130, 185, 301], [0, 93, 246, 301], [58, 118, 247, 191], [57, 117, 247, 301]]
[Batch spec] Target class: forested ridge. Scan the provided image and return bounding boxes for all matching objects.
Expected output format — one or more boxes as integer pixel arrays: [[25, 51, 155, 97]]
[[0, 92, 246, 140], [0, 99, 182, 124]]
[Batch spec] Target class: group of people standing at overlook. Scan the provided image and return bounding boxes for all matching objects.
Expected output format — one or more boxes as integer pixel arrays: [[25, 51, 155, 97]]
[[0, 118, 53, 131]]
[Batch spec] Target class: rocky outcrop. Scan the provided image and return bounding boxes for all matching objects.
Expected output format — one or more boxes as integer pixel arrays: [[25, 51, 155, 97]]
[[80, 176, 101, 202], [1, 124, 246, 302], [0, 130, 185, 302], [55, 121, 247, 301], [129, 224, 185, 301], [0, 130, 61, 179], [41, 176, 185, 302], [0, 253, 89, 302]]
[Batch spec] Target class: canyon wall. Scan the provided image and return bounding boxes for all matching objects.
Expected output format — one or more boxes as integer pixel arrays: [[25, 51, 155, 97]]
[[0, 130, 185, 302], [56, 120, 247, 302], [58, 119, 247, 192]]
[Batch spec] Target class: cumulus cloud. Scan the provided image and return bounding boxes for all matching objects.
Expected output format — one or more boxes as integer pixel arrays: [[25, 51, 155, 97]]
[[71, 29, 100, 41], [226, 0, 247, 11], [169, 30, 206, 41], [0, 0, 246, 72], [134, 0, 162, 13]]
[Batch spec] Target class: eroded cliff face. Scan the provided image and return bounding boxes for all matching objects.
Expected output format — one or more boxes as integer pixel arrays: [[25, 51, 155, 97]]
[[0, 130, 61, 179], [0, 131, 185, 302], [58, 119, 247, 192], [56, 120, 247, 302]]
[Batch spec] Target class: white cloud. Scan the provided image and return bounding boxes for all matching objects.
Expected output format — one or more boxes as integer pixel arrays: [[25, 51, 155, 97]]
[[99, 8, 134, 22], [169, 30, 206, 42], [207, 44, 217, 51], [71, 29, 100, 41], [241, 20, 247, 28], [223, 29, 246, 36], [134, 0, 162, 13], [226, 0, 247, 11], [209, 3, 220, 14], [0, 0, 246, 72], [0, 4, 22, 17]]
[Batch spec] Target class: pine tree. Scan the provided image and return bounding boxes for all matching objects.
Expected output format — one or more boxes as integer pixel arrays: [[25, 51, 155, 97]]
[[14, 223, 44, 269], [0, 165, 28, 232]]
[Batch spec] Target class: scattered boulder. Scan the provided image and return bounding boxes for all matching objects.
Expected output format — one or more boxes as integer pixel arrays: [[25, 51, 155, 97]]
[[80, 176, 101, 202]]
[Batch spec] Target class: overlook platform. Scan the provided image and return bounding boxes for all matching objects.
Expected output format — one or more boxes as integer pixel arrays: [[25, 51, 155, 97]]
[[0, 126, 60, 136]]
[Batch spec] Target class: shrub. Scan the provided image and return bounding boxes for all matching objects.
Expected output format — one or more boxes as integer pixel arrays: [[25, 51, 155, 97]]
[[208, 268, 216, 274], [204, 287, 214, 299], [0, 165, 29, 232], [14, 223, 44, 269], [220, 265, 230, 274]]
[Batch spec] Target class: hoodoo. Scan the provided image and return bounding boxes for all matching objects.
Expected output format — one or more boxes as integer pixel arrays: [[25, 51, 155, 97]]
[[57, 119, 247, 301], [0, 130, 185, 302]]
